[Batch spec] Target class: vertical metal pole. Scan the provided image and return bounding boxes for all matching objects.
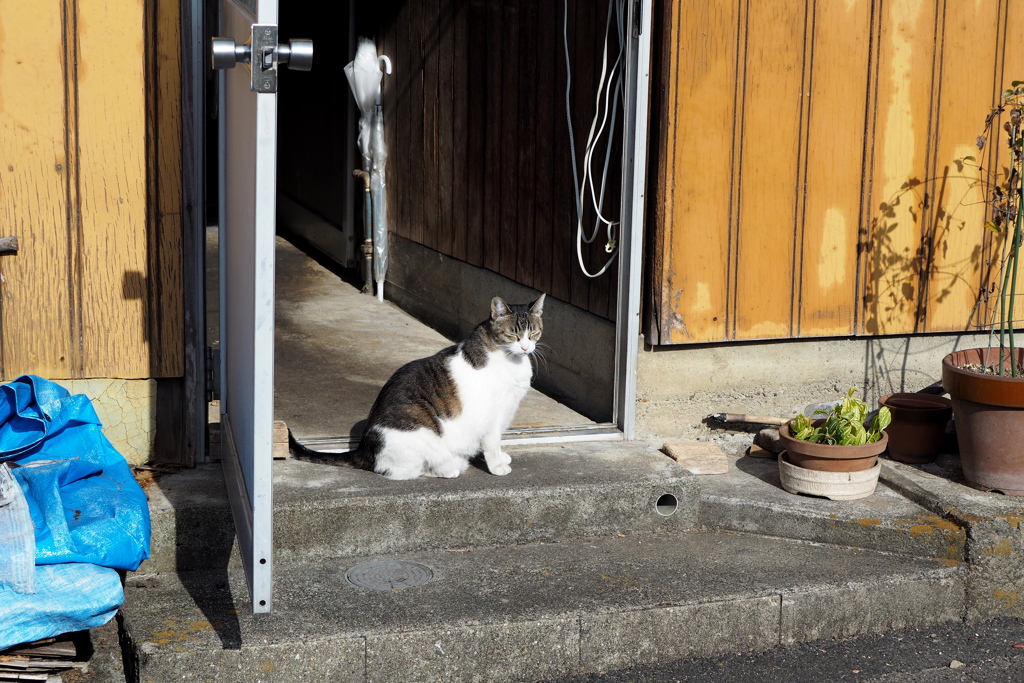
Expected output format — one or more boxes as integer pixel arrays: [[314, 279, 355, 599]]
[[614, 0, 653, 439]]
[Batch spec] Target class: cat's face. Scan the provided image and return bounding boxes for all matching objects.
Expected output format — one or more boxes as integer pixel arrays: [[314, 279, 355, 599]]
[[490, 294, 545, 357]]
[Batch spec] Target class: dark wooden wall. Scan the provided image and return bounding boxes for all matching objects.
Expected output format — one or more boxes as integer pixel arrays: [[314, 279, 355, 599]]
[[371, 0, 622, 320]]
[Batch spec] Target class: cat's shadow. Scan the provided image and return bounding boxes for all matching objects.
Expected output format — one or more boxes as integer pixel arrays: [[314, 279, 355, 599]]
[[349, 419, 366, 445], [467, 453, 491, 473]]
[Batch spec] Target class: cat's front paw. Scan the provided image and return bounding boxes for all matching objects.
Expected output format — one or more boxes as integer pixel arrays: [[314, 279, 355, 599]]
[[489, 462, 512, 476], [430, 464, 464, 478]]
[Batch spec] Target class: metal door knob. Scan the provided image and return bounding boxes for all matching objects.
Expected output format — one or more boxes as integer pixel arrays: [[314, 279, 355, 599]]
[[211, 28, 312, 91], [211, 37, 250, 69], [278, 39, 314, 71], [211, 37, 312, 71]]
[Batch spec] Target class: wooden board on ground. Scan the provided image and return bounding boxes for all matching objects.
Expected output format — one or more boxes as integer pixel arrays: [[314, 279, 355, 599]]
[[662, 441, 730, 475]]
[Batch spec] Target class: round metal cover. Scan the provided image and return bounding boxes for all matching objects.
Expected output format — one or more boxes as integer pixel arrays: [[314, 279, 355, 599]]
[[345, 560, 433, 591]]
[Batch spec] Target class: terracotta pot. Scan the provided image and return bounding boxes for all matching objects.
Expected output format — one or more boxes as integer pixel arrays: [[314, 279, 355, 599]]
[[778, 421, 887, 472], [942, 348, 1024, 495], [879, 393, 952, 464]]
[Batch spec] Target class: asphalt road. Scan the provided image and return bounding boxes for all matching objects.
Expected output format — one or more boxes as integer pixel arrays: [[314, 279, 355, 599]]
[[548, 617, 1024, 683]]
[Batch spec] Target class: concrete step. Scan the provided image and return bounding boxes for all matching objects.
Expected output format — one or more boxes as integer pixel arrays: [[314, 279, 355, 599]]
[[142, 441, 698, 573], [121, 529, 965, 683], [698, 454, 967, 563]]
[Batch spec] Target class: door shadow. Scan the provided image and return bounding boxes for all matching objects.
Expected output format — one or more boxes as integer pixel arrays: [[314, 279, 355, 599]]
[[148, 466, 243, 650]]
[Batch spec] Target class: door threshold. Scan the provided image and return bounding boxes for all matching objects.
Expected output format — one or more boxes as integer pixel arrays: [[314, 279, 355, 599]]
[[295, 424, 623, 453]]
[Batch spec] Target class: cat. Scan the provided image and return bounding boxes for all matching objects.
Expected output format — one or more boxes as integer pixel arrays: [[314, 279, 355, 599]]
[[296, 294, 545, 480]]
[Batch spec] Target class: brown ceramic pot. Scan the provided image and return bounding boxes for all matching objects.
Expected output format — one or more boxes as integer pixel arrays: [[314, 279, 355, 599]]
[[942, 348, 1024, 495], [879, 393, 953, 464], [778, 421, 888, 472]]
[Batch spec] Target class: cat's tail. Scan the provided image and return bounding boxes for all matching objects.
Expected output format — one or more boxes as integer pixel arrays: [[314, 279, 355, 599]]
[[289, 442, 375, 470]]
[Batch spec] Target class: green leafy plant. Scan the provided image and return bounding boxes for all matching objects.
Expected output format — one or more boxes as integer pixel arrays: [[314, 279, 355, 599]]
[[789, 388, 891, 445]]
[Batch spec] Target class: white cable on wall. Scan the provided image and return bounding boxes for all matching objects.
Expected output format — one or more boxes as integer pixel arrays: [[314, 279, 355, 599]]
[[564, 0, 627, 279]]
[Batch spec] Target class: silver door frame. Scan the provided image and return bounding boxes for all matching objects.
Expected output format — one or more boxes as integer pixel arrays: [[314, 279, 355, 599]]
[[613, 0, 653, 440]]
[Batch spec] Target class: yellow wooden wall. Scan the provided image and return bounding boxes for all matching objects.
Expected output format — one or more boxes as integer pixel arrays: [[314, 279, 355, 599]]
[[647, 0, 1024, 345], [0, 0, 182, 378]]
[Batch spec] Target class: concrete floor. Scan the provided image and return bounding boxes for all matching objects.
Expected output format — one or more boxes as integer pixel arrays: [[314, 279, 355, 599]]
[[207, 229, 591, 445]]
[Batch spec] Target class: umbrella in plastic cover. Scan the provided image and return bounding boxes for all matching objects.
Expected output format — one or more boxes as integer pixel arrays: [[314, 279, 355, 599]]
[[344, 37, 383, 169], [345, 38, 391, 300]]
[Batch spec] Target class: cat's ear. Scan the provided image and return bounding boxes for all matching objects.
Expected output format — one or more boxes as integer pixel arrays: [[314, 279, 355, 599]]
[[491, 297, 511, 319], [529, 293, 546, 317]]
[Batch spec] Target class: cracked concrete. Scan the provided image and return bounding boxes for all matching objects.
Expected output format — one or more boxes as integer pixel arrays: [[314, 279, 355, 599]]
[[61, 379, 156, 465]]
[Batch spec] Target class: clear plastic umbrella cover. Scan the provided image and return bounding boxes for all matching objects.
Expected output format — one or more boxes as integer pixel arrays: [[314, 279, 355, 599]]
[[344, 37, 382, 168], [345, 37, 390, 300]]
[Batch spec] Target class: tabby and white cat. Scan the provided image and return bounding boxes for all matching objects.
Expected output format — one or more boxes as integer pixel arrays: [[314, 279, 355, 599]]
[[302, 294, 545, 480]]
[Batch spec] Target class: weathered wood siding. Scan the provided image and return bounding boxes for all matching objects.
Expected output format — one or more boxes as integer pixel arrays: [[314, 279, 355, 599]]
[[647, 0, 1024, 344], [0, 0, 182, 378], [372, 0, 621, 320]]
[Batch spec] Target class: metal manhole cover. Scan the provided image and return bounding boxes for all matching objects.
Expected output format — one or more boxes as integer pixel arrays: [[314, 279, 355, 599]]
[[345, 560, 433, 591]]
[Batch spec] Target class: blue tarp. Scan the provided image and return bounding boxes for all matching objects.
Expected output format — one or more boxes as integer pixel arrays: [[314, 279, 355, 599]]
[[0, 375, 151, 650], [0, 564, 124, 650]]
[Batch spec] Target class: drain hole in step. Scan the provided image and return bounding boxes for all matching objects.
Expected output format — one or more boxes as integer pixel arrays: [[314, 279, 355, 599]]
[[656, 493, 678, 516]]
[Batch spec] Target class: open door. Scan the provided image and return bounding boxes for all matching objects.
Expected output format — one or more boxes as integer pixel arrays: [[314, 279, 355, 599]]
[[212, 0, 312, 614]]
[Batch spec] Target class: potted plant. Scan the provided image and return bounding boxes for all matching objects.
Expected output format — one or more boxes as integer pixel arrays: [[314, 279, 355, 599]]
[[776, 389, 891, 500], [942, 82, 1024, 495]]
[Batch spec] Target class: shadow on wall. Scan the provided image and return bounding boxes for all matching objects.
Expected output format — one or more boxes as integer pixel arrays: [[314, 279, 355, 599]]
[[859, 332, 982, 405], [862, 163, 991, 337], [122, 269, 184, 464]]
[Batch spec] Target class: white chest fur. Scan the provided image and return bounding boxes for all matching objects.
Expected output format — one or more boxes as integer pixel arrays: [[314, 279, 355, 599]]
[[441, 348, 533, 456]]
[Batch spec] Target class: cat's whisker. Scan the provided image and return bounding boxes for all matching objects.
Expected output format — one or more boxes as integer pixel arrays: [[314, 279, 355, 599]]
[[535, 341, 557, 359], [530, 347, 550, 376]]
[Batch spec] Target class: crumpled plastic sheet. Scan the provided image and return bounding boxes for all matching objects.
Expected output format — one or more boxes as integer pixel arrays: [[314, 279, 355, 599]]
[[0, 463, 35, 595], [0, 563, 123, 651], [0, 375, 151, 651]]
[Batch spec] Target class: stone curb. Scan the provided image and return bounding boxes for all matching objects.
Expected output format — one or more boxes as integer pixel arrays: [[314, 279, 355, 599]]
[[879, 461, 1024, 622]]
